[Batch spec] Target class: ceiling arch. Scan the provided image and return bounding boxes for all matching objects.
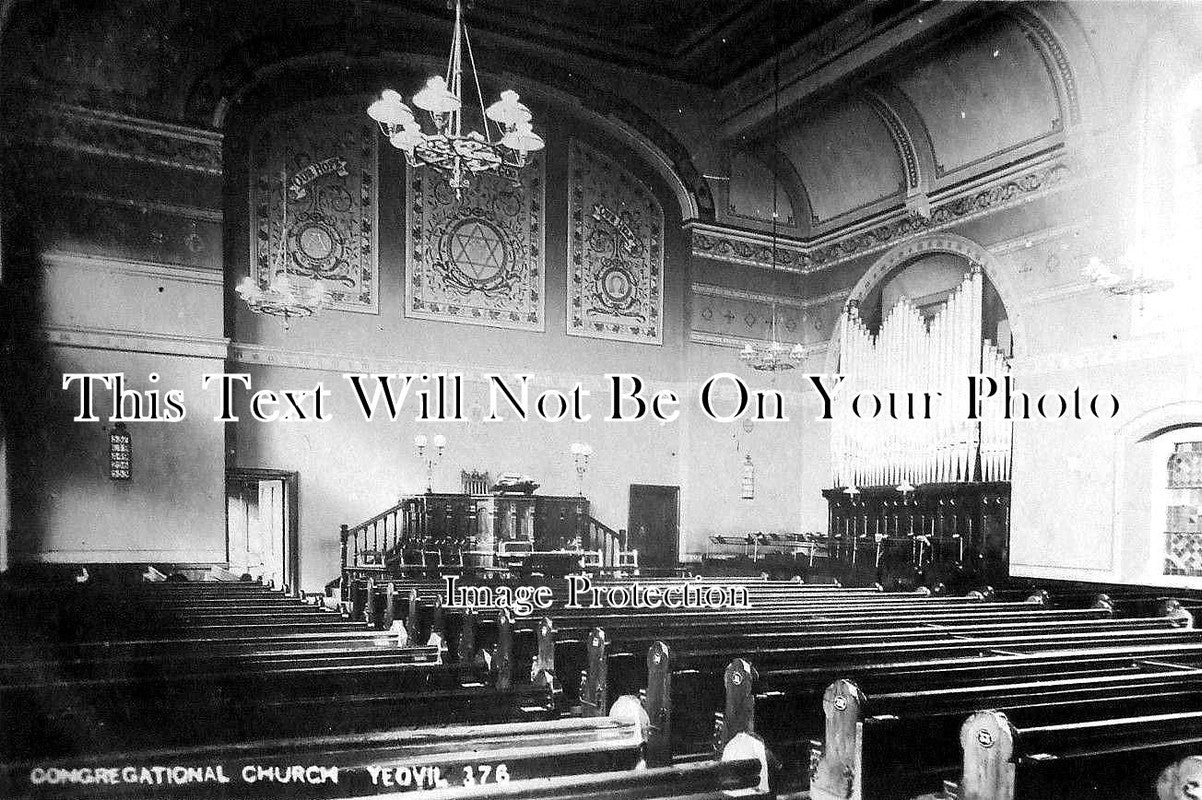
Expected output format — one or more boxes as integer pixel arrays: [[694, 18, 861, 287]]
[[733, 9, 1075, 240], [778, 96, 906, 233]]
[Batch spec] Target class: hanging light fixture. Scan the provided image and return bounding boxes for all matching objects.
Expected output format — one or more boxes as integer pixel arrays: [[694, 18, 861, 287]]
[[738, 10, 802, 374], [236, 169, 330, 329], [366, 0, 544, 198], [1081, 254, 1173, 296], [739, 300, 805, 371]]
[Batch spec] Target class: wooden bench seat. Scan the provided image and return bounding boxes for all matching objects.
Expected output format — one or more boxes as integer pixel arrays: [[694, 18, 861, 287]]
[[948, 709, 1202, 799], [526, 615, 1181, 699], [808, 667, 1202, 799], [2, 712, 651, 799], [623, 633, 1202, 767]]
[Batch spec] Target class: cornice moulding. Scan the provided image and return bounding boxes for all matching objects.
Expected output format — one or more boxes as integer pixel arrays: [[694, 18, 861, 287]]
[[42, 325, 230, 360], [692, 282, 849, 309], [690, 152, 1074, 274], [20, 101, 224, 175], [42, 250, 223, 287], [59, 190, 224, 224]]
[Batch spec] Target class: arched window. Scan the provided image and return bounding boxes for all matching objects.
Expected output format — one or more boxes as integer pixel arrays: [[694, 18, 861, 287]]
[[1159, 429, 1202, 579]]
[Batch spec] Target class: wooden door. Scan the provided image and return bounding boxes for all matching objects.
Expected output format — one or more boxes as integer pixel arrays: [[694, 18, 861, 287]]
[[226, 470, 299, 593], [627, 485, 680, 569]]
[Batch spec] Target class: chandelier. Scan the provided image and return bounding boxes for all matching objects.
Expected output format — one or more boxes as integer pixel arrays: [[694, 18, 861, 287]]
[[366, 0, 544, 197], [1082, 254, 1173, 296], [740, 301, 805, 371], [236, 169, 331, 329]]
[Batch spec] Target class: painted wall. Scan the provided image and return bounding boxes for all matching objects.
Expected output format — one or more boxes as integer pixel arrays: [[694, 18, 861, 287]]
[[224, 86, 813, 590]]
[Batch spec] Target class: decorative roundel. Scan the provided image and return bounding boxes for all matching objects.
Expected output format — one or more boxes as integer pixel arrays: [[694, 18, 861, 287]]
[[976, 729, 995, 748], [289, 218, 345, 272], [833, 695, 848, 711], [594, 260, 638, 311], [439, 217, 513, 292]]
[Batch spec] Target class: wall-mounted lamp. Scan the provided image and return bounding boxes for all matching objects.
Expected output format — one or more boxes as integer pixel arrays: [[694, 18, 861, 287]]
[[569, 442, 593, 496], [415, 433, 447, 493], [741, 453, 755, 500], [109, 422, 131, 480]]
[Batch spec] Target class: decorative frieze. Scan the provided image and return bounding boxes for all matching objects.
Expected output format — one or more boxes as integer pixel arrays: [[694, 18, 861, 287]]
[[690, 283, 846, 350], [691, 157, 1072, 274], [19, 101, 223, 175], [33, 193, 222, 270]]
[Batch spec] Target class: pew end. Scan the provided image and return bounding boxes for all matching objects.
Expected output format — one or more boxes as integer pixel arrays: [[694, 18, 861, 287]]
[[534, 616, 557, 680], [493, 608, 514, 690], [403, 588, 420, 645], [1160, 599, 1195, 628], [381, 581, 396, 630], [646, 640, 673, 767], [458, 608, 479, 662], [721, 658, 758, 748], [810, 678, 867, 800], [581, 627, 610, 718], [958, 711, 1015, 800]]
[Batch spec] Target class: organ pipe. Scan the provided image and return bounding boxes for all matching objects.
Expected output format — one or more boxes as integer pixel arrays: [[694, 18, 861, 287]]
[[831, 267, 1012, 488]]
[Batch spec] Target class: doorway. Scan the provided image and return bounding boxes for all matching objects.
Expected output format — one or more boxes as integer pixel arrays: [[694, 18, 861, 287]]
[[226, 469, 299, 594], [627, 484, 680, 570]]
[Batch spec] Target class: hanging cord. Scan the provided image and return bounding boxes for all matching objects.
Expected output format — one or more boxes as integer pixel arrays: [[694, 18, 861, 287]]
[[462, 20, 493, 145], [770, 0, 781, 339]]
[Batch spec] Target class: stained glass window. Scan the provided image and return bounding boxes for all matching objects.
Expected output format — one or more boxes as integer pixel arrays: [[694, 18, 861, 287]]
[[1164, 441, 1202, 576]]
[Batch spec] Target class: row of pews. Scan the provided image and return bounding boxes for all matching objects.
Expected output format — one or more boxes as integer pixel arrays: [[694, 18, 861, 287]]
[[346, 576, 1202, 798], [3, 575, 1202, 799]]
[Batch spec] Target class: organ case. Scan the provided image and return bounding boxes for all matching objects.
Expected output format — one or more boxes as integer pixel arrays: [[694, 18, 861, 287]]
[[825, 264, 1012, 588]]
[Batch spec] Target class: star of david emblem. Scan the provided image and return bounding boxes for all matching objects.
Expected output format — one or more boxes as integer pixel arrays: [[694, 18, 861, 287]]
[[451, 221, 505, 278], [438, 217, 515, 293]]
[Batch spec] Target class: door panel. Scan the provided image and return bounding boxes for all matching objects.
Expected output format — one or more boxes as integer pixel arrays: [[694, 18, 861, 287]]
[[226, 475, 288, 589], [627, 485, 680, 569]]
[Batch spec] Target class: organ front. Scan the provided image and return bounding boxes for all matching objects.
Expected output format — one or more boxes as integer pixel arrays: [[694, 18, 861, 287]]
[[826, 263, 1013, 589]]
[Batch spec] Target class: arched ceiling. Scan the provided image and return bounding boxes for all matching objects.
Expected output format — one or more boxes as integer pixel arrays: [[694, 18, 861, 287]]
[[890, 14, 1061, 179], [722, 9, 1076, 239], [1, 0, 1097, 240], [778, 96, 905, 229]]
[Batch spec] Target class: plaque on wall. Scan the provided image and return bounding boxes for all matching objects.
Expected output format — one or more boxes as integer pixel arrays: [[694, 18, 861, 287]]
[[567, 139, 664, 344], [249, 99, 380, 313], [405, 155, 546, 331]]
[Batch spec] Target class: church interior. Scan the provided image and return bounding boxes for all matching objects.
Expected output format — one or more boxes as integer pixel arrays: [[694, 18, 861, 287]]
[[2, 0, 1202, 798]]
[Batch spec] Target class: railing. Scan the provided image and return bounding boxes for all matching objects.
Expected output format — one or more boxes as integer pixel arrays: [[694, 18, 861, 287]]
[[586, 516, 636, 571], [340, 497, 419, 598], [340, 497, 638, 597]]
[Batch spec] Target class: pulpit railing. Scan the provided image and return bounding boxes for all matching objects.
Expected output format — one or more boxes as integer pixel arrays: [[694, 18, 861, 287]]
[[339, 492, 638, 595], [585, 515, 634, 572]]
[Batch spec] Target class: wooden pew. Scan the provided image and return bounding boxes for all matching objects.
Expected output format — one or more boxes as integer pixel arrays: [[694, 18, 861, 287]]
[[0, 606, 533, 759], [806, 667, 1202, 799], [629, 629, 1202, 768], [2, 708, 657, 799], [946, 710, 1202, 799], [534, 613, 1181, 702], [448, 595, 1080, 669], [2, 628, 416, 666]]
